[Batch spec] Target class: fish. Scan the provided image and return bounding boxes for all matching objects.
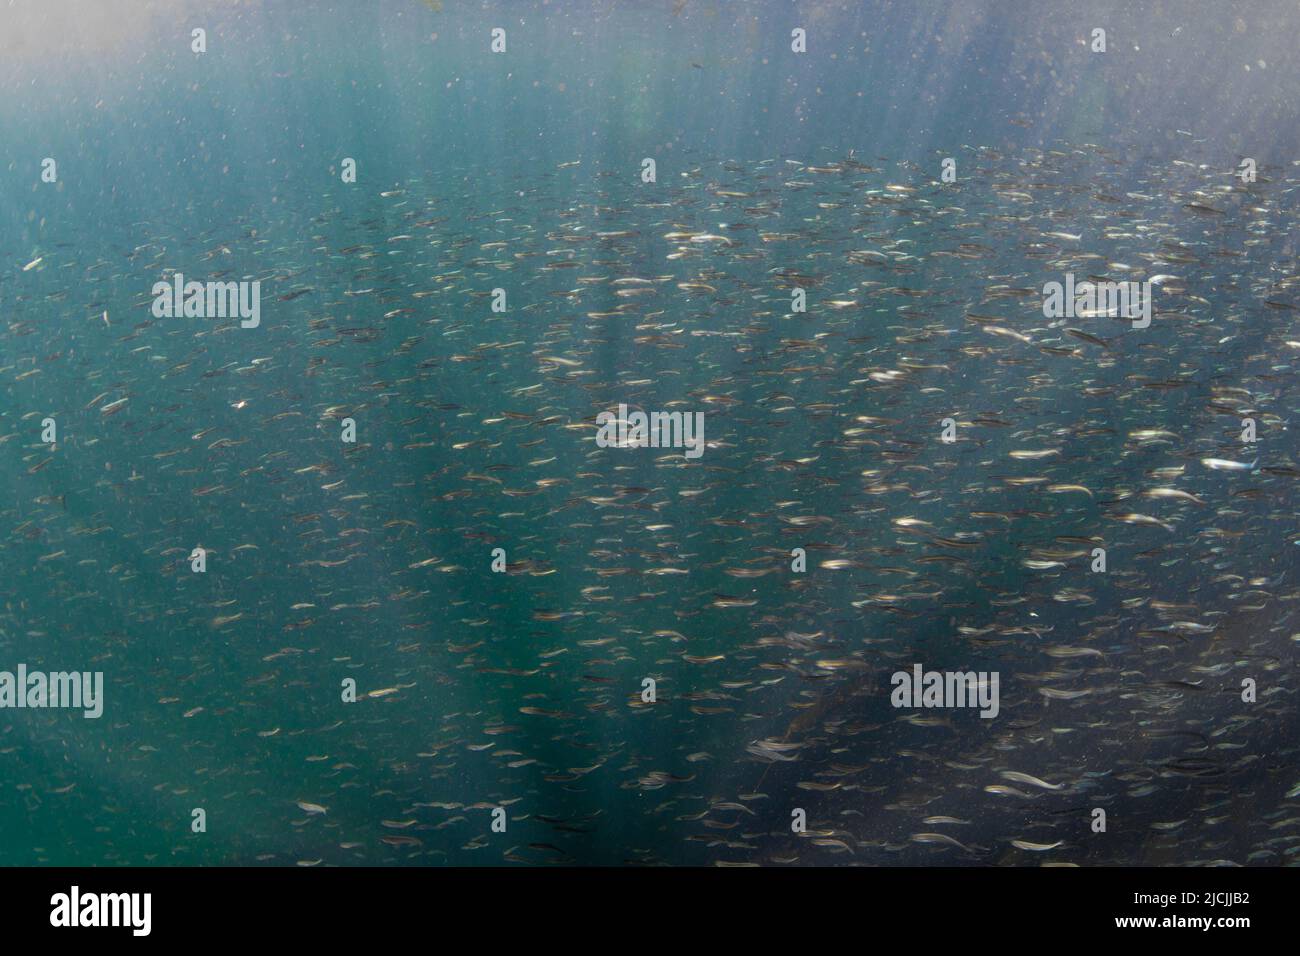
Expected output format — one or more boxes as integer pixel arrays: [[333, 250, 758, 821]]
[[999, 771, 1065, 792], [1011, 839, 1065, 852], [910, 832, 974, 852], [99, 397, 130, 416], [5, 65, 1298, 873], [1201, 457, 1257, 471]]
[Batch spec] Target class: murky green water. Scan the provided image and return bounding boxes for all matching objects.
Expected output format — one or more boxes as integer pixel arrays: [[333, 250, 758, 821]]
[[1, 1, 1298, 866]]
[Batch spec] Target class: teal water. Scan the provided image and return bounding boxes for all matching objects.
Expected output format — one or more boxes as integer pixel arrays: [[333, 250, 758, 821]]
[[1, 1, 1298, 866]]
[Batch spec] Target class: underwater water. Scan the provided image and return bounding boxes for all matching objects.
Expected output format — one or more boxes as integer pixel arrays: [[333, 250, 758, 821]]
[[1, 0, 1298, 867]]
